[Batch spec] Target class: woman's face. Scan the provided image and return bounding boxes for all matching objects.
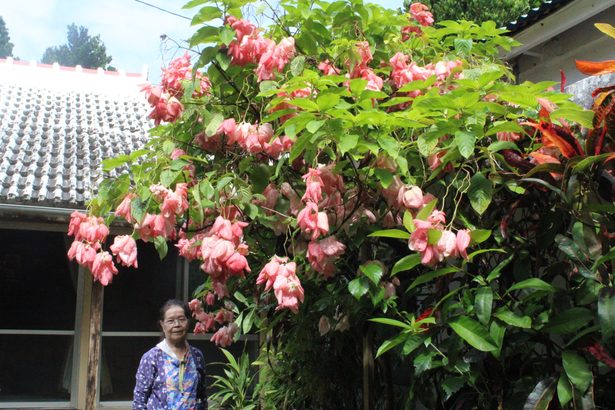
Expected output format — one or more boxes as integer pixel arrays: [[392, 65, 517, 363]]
[[161, 305, 189, 344]]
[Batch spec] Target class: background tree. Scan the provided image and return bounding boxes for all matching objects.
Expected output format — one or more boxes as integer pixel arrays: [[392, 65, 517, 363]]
[[403, 0, 543, 27], [0, 17, 14, 58], [41, 23, 113, 69]]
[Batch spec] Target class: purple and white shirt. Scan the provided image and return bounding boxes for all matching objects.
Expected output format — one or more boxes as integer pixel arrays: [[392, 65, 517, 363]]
[[133, 340, 208, 409]]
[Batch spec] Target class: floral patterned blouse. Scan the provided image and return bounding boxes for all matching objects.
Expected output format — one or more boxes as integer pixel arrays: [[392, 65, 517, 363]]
[[133, 340, 208, 409]]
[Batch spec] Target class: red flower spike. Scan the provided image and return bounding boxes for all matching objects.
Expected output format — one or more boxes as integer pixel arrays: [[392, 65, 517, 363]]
[[585, 341, 615, 368]]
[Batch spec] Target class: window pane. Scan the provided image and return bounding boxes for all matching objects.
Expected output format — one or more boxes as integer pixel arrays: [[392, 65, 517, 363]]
[[99, 336, 160, 402], [0, 229, 77, 330], [0, 335, 73, 402], [103, 241, 178, 331]]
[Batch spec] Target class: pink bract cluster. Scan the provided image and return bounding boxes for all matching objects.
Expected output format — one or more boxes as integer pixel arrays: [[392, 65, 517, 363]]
[[226, 16, 296, 81], [257, 256, 305, 313], [189, 298, 238, 347], [401, 2, 434, 40], [390, 52, 462, 97], [67, 211, 135, 285], [142, 53, 211, 125], [195, 118, 293, 158]]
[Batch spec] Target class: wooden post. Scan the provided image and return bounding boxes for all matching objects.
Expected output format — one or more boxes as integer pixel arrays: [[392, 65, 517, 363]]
[[85, 280, 103, 410], [362, 326, 374, 410]]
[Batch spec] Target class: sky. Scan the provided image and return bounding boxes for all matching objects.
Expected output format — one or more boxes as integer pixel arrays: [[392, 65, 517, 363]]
[[1, 0, 403, 83]]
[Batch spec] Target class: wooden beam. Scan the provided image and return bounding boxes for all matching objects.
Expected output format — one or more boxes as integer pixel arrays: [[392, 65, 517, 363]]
[[85, 280, 104, 410]]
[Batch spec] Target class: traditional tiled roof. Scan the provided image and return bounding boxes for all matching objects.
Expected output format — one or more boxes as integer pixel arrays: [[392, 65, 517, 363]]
[[0, 58, 152, 207], [506, 0, 576, 34]]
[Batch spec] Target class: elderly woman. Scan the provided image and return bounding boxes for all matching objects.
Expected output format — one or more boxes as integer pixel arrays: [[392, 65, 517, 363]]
[[133, 299, 208, 409]]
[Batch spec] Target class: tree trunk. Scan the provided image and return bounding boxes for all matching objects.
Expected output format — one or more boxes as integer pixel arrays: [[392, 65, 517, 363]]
[[85, 280, 103, 410], [362, 326, 374, 410]]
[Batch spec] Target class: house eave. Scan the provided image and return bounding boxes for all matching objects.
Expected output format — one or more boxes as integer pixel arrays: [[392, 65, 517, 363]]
[[504, 0, 615, 60]]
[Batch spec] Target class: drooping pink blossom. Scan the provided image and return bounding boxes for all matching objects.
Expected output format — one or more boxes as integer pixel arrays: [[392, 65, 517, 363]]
[[273, 272, 304, 313], [297, 202, 329, 240], [115, 194, 135, 223], [67, 240, 97, 270], [91, 251, 119, 286], [398, 185, 424, 210], [211, 323, 239, 347], [318, 60, 340, 75], [409, 3, 434, 26], [456, 229, 471, 259], [302, 168, 324, 203], [257, 255, 296, 291], [307, 236, 346, 278], [110, 235, 138, 268]]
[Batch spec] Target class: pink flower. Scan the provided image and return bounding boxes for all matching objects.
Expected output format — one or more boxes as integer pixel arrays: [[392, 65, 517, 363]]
[[211, 216, 234, 241], [115, 194, 135, 223], [497, 131, 522, 142], [78, 216, 110, 244], [225, 252, 251, 275], [211, 323, 239, 347], [302, 168, 324, 203], [297, 202, 329, 240], [67, 240, 97, 270], [428, 210, 446, 226], [318, 60, 340, 75], [361, 68, 383, 91], [408, 219, 432, 253], [273, 272, 304, 313], [110, 235, 138, 268], [68, 211, 87, 238], [307, 236, 346, 278], [456, 229, 471, 259], [410, 3, 434, 26], [257, 255, 296, 291], [176, 236, 200, 261], [91, 251, 119, 286], [437, 230, 458, 258], [189, 299, 203, 315], [205, 292, 216, 306], [398, 185, 424, 209]]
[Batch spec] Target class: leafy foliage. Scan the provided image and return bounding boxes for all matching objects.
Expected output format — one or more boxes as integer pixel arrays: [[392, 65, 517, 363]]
[[69, 1, 615, 408], [41, 24, 113, 69]]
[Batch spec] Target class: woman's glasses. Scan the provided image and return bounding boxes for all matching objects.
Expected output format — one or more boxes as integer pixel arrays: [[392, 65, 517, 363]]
[[163, 317, 188, 326]]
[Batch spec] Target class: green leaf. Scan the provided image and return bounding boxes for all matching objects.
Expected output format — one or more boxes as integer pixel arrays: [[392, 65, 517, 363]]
[[403, 211, 416, 233], [219, 27, 235, 46], [523, 377, 556, 410], [348, 277, 370, 299], [408, 267, 458, 291], [455, 130, 476, 159], [191, 6, 222, 25], [374, 168, 393, 188], [338, 133, 359, 155], [544, 308, 594, 334], [153, 237, 168, 260], [317, 93, 340, 111], [468, 173, 493, 215], [375, 333, 407, 358], [486, 253, 514, 282], [415, 198, 437, 221], [368, 229, 410, 239], [489, 321, 505, 359], [402, 334, 426, 355], [369, 317, 411, 329], [442, 376, 465, 400], [306, 120, 325, 133], [454, 38, 473, 55], [551, 108, 594, 129], [494, 308, 531, 329], [247, 164, 270, 194], [573, 153, 612, 172], [183, 0, 209, 9], [508, 278, 556, 293], [487, 140, 519, 152], [360, 262, 383, 285], [562, 351, 592, 393], [475, 287, 493, 325], [102, 155, 130, 172], [449, 316, 498, 352], [470, 229, 491, 243], [242, 309, 255, 334], [398, 76, 437, 92], [598, 288, 615, 338], [557, 373, 573, 407], [289, 98, 319, 111], [290, 56, 306, 76], [593, 247, 615, 269], [349, 78, 367, 95], [377, 134, 399, 159], [392, 254, 421, 276], [206, 112, 224, 136]]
